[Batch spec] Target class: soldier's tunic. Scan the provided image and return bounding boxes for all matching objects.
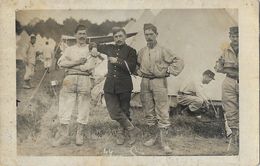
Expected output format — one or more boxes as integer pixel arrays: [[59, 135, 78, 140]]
[[96, 44, 137, 125], [177, 77, 208, 112], [215, 45, 239, 129], [137, 44, 184, 128], [58, 45, 99, 124], [24, 42, 37, 81]]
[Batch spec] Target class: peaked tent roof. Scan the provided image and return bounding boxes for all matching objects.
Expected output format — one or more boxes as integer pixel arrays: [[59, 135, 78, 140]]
[[129, 9, 237, 100], [124, 19, 136, 32], [126, 9, 155, 46]]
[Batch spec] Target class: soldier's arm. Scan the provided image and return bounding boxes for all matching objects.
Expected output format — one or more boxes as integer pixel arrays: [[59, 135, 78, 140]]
[[23, 44, 30, 64], [215, 51, 238, 76], [113, 48, 138, 74], [163, 48, 184, 76], [57, 49, 86, 68], [214, 55, 225, 73], [78, 55, 102, 72], [134, 49, 143, 76], [194, 81, 209, 102]]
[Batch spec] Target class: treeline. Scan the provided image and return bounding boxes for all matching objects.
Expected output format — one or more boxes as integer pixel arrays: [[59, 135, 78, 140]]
[[16, 17, 134, 42]]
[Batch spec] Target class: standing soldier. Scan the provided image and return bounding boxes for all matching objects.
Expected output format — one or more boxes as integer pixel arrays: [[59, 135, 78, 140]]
[[52, 25, 101, 147], [90, 27, 141, 145], [215, 26, 239, 147], [23, 34, 37, 89], [42, 41, 54, 71], [136, 23, 184, 154]]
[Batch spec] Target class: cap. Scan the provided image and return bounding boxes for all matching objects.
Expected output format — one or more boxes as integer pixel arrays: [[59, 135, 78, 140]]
[[203, 69, 215, 80], [30, 34, 36, 38], [112, 27, 126, 35], [229, 26, 238, 34], [143, 23, 158, 34]]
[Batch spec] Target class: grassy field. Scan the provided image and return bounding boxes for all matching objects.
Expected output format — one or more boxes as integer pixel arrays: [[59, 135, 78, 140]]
[[16, 60, 238, 156]]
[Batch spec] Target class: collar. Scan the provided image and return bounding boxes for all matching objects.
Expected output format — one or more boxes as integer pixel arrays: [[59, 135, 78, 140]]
[[76, 43, 87, 48], [147, 41, 158, 49], [115, 43, 126, 49], [228, 44, 238, 56]]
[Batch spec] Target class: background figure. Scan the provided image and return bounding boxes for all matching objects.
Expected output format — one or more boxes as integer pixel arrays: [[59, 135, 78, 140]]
[[136, 23, 184, 154], [177, 70, 215, 118], [215, 26, 239, 147], [23, 34, 37, 89], [43, 41, 54, 71]]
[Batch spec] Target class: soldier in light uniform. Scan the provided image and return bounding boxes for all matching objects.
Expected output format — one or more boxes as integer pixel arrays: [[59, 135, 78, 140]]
[[136, 23, 184, 154], [177, 70, 215, 117], [215, 26, 239, 147], [23, 34, 37, 89], [52, 25, 101, 147], [42, 41, 54, 71]]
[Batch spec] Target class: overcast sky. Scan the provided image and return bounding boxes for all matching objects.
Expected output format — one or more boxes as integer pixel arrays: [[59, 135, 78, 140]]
[[16, 10, 160, 25]]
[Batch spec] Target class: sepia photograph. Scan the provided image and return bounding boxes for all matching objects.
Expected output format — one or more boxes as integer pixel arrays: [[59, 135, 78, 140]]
[[15, 9, 240, 156]]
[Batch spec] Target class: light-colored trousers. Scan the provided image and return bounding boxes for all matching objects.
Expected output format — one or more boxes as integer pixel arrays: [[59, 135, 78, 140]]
[[24, 63, 35, 81], [44, 58, 52, 68], [59, 75, 93, 125], [177, 95, 204, 112], [222, 76, 239, 129], [140, 78, 170, 128]]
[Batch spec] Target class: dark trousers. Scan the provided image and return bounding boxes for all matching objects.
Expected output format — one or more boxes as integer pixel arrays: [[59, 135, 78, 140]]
[[104, 92, 133, 129]]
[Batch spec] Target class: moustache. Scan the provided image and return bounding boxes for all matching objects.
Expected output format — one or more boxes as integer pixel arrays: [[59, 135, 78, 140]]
[[116, 40, 123, 44], [79, 37, 86, 40]]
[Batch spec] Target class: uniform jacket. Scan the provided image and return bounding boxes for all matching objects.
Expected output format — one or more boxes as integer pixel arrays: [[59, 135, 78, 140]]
[[137, 44, 184, 77], [97, 44, 137, 94], [214, 45, 238, 78]]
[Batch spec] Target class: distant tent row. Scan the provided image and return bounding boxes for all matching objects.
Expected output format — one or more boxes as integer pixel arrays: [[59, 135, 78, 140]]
[[16, 31, 56, 61]]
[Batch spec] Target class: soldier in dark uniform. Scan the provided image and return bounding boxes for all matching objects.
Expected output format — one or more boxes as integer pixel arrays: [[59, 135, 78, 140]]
[[90, 27, 141, 145]]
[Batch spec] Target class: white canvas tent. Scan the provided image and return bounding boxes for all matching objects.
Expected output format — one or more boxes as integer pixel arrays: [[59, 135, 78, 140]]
[[16, 30, 30, 60], [130, 9, 237, 101], [125, 9, 154, 46]]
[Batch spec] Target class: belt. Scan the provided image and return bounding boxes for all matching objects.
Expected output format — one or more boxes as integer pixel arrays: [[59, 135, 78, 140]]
[[178, 91, 196, 96], [141, 75, 168, 80], [66, 72, 92, 76], [226, 74, 239, 82]]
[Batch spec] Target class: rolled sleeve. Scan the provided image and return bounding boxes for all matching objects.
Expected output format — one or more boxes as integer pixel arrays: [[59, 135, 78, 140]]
[[163, 48, 184, 76]]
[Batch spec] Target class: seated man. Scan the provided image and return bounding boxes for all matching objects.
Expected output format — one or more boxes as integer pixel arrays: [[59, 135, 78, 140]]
[[177, 69, 215, 117]]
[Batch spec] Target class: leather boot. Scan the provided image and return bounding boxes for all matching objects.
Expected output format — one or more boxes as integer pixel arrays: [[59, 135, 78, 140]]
[[23, 80, 31, 89], [159, 128, 173, 155], [116, 127, 125, 145], [76, 123, 84, 146], [143, 125, 159, 147], [231, 128, 239, 147], [128, 126, 141, 145], [118, 118, 141, 145], [52, 124, 70, 147]]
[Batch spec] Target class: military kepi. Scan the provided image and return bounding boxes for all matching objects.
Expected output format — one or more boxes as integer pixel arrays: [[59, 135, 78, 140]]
[[203, 69, 215, 80], [229, 26, 238, 34], [143, 23, 158, 34]]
